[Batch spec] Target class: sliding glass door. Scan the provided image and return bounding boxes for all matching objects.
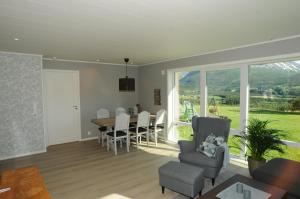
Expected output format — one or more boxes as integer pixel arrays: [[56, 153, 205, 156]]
[[249, 60, 300, 161], [168, 58, 300, 162], [206, 68, 242, 155], [171, 70, 200, 141]]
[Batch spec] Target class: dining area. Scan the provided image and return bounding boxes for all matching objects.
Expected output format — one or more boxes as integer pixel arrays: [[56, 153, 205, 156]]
[[91, 106, 167, 155]]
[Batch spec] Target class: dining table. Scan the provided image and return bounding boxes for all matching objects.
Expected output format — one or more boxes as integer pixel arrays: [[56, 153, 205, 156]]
[[91, 114, 156, 127]]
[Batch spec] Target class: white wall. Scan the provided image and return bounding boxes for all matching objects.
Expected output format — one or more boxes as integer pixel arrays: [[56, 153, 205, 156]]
[[43, 59, 139, 139]]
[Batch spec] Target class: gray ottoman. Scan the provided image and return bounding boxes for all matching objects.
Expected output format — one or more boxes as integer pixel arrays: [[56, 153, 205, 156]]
[[159, 161, 204, 199]]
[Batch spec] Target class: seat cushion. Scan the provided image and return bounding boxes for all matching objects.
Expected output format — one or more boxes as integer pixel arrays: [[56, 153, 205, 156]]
[[129, 123, 136, 128], [159, 161, 204, 185], [149, 124, 164, 130], [98, 126, 108, 131], [179, 152, 219, 168], [106, 131, 127, 137], [129, 127, 147, 133], [252, 158, 300, 197]]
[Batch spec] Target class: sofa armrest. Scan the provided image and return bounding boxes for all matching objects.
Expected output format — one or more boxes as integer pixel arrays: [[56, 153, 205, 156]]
[[178, 140, 195, 153]]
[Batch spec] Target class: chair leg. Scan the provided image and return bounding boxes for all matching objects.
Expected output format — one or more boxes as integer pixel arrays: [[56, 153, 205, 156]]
[[120, 139, 123, 148], [114, 139, 117, 155], [102, 132, 105, 147], [146, 132, 149, 146], [212, 178, 215, 186], [98, 132, 101, 143], [161, 186, 165, 194], [155, 132, 158, 146], [127, 136, 130, 152], [136, 132, 139, 147], [107, 136, 109, 151]]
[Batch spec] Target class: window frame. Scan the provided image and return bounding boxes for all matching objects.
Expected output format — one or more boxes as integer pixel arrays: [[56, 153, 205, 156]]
[[167, 53, 300, 158]]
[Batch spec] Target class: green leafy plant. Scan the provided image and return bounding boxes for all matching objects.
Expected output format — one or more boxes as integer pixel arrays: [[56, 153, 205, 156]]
[[233, 119, 286, 160]]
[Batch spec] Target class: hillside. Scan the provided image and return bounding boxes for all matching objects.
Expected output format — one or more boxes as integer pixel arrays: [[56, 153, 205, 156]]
[[179, 61, 300, 96]]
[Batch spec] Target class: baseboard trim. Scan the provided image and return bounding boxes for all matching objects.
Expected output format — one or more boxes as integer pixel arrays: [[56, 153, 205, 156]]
[[0, 149, 47, 161], [80, 136, 98, 141]]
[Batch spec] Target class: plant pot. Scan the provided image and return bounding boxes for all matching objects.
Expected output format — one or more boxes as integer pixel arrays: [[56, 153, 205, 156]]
[[247, 157, 266, 177]]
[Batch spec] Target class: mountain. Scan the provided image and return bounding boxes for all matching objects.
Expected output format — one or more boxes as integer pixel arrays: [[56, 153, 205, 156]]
[[251, 61, 300, 72], [179, 61, 300, 96], [179, 71, 200, 92]]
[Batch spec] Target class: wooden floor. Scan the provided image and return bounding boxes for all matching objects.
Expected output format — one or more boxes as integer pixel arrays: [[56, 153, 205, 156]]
[[0, 140, 248, 199]]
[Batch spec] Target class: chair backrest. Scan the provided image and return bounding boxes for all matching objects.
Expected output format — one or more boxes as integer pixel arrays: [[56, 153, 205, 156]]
[[137, 111, 150, 128], [115, 107, 126, 116], [155, 109, 166, 125], [97, 108, 110, 119], [192, 116, 231, 147], [114, 112, 130, 132]]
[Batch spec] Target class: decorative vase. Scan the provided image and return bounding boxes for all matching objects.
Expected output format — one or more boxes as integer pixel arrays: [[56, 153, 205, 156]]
[[247, 156, 266, 177]]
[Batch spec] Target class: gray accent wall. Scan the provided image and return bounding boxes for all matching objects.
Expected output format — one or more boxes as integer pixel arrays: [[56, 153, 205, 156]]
[[43, 60, 139, 139], [0, 52, 45, 160], [138, 37, 300, 113]]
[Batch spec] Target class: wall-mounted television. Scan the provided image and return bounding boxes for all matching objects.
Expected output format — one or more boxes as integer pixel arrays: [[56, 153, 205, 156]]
[[119, 77, 135, 92]]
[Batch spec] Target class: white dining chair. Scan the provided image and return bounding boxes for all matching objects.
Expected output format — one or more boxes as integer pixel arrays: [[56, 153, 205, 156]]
[[106, 112, 130, 155], [129, 111, 150, 147], [149, 109, 166, 146], [115, 107, 126, 116], [97, 108, 110, 146]]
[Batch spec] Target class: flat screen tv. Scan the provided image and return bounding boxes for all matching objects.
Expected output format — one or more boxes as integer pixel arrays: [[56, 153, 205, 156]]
[[119, 77, 135, 91]]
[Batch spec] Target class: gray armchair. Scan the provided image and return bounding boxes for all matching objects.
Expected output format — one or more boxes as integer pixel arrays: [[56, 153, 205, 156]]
[[178, 116, 231, 186]]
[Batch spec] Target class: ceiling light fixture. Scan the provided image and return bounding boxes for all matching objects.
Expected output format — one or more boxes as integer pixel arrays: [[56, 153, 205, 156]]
[[14, 38, 19, 41], [119, 58, 135, 92]]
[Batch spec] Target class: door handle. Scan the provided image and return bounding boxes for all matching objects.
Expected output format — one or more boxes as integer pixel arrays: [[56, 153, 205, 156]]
[[73, 105, 78, 110]]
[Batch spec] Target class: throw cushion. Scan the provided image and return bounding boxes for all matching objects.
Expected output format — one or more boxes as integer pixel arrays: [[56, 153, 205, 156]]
[[196, 134, 225, 158]]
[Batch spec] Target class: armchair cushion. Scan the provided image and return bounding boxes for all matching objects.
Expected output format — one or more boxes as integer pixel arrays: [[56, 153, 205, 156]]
[[179, 152, 219, 168], [178, 140, 195, 153]]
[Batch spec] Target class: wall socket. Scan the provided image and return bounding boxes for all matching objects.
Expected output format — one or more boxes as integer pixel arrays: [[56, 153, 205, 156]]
[[87, 131, 91, 136]]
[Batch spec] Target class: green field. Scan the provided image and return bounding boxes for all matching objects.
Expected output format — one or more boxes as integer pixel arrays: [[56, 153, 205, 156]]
[[177, 104, 300, 161]]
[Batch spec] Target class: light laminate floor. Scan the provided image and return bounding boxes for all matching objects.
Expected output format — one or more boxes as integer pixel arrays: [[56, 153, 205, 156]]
[[0, 140, 248, 199]]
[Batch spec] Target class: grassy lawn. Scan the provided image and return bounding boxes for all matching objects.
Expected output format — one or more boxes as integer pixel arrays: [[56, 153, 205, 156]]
[[177, 104, 300, 161]]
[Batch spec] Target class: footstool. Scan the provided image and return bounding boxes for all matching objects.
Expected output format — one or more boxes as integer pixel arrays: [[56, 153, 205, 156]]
[[159, 161, 204, 199]]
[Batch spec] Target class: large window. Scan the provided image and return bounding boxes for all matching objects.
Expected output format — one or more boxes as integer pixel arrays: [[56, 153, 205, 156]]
[[207, 68, 240, 129], [207, 68, 241, 155], [249, 61, 300, 161], [173, 71, 200, 140], [168, 58, 300, 162]]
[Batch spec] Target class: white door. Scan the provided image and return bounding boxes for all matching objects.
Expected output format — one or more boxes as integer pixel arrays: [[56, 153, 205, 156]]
[[43, 70, 81, 146]]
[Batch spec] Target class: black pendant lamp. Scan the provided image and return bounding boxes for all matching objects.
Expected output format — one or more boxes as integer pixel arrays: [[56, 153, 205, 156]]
[[119, 58, 135, 92]]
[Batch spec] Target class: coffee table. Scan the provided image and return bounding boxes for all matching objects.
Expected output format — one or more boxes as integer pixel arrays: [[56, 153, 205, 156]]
[[200, 174, 286, 199]]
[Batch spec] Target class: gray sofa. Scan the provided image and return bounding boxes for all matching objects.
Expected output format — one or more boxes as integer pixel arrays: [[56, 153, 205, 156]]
[[178, 117, 231, 185], [252, 158, 300, 199]]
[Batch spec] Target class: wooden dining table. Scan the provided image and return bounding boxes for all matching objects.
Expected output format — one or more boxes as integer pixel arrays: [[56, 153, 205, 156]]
[[91, 114, 156, 127]]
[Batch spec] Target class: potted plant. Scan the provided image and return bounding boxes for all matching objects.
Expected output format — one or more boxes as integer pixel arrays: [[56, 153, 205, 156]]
[[233, 118, 286, 176]]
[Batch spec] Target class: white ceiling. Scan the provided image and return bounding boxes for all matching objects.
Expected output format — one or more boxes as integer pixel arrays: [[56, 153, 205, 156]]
[[0, 0, 300, 65]]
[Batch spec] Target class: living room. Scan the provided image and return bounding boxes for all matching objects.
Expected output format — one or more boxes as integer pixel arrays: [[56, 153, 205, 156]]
[[0, 1, 300, 199]]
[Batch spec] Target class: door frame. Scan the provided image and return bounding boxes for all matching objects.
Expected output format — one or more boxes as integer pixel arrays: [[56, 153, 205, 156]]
[[42, 69, 81, 146]]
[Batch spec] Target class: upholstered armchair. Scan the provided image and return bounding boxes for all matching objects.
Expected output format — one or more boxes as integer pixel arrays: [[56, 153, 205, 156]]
[[178, 117, 231, 185]]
